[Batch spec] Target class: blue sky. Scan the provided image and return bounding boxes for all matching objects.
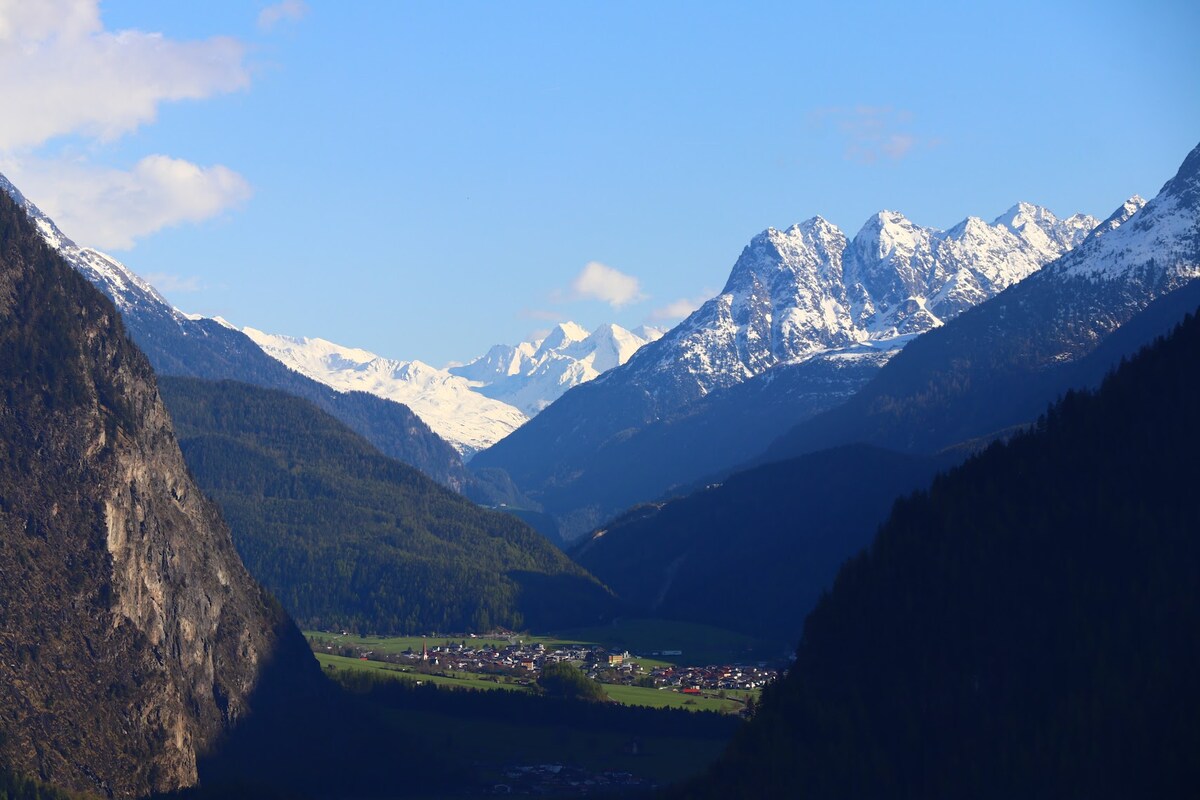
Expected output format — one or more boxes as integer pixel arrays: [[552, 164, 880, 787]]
[[2, 1, 1198, 365]]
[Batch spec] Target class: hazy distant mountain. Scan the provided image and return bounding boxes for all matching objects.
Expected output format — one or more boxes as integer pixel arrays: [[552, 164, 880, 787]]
[[452, 321, 664, 416], [0, 173, 469, 489], [764, 141, 1200, 463], [474, 202, 1097, 536], [242, 327, 528, 457], [240, 321, 662, 457]]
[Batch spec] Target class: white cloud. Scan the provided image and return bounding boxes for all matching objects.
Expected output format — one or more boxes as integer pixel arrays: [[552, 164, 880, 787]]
[[648, 292, 713, 322], [258, 0, 308, 31], [3, 155, 252, 250], [569, 261, 644, 308], [812, 106, 936, 165], [0, 0, 250, 152], [0, 2, 255, 248]]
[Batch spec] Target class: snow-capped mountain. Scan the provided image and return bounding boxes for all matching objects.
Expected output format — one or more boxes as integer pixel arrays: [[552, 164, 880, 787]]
[[243, 328, 529, 457], [473, 202, 1099, 534], [620, 203, 1098, 405], [0, 172, 470, 489], [453, 322, 664, 416], [766, 141, 1200, 464], [243, 321, 663, 455]]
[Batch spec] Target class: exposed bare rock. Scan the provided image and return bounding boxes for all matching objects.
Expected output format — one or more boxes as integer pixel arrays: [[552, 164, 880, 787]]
[[0, 170, 286, 797]]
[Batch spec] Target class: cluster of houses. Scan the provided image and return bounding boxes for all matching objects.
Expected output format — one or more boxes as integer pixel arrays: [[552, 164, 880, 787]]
[[317, 636, 599, 676], [644, 663, 777, 692], [401, 639, 596, 674], [313, 633, 777, 695]]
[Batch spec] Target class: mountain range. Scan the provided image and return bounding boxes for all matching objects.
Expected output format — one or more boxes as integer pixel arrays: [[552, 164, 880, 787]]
[[450, 320, 664, 415], [570, 141, 1200, 648], [243, 320, 662, 457], [765, 143, 1200, 463], [474, 201, 1103, 536]]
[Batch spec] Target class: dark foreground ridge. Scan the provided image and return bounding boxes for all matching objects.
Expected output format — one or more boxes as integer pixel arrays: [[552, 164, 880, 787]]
[[676, 307, 1200, 798]]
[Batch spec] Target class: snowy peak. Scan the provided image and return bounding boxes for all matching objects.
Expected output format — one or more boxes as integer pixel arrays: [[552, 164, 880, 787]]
[[632, 324, 665, 340], [994, 200, 1057, 232], [992, 201, 1099, 259], [727, 218, 845, 294], [244, 327, 528, 457], [533, 321, 590, 359], [1056, 140, 1200, 282], [1159, 140, 1200, 208], [456, 321, 663, 416], [853, 210, 930, 261], [617, 201, 1099, 403], [562, 323, 653, 374], [451, 341, 536, 383], [1088, 195, 1148, 241], [846, 211, 939, 324]]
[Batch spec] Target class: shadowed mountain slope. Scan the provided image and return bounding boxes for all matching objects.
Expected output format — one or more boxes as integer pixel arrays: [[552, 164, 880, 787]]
[[158, 376, 618, 634]]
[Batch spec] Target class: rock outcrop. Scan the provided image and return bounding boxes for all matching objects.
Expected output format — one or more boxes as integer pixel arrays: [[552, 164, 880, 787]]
[[0, 169, 287, 797]]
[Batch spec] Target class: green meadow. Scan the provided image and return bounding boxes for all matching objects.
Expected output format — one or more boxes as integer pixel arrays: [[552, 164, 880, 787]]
[[316, 652, 758, 715], [308, 616, 780, 667]]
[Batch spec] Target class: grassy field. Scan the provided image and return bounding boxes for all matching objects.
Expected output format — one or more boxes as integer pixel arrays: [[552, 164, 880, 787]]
[[316, 653, 532, 692], [600, 683, 745, 714], [308, 616, 781, 668], [317, 653, 756, 715]]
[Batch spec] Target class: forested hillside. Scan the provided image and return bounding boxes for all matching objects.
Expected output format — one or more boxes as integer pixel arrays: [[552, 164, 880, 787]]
[[574, 445, 950, 641], [678, 309, 1200, 798], [159, 377, 617, 634]]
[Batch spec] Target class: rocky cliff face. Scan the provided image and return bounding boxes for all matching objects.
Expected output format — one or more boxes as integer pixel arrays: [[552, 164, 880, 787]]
[[0, 172, 286, 796]]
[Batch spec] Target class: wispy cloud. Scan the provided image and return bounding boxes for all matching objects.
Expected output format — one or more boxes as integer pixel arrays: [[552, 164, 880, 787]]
[[567, 261, 645, 308], [3, 155, 252, 250], [811, 106, 937, 164], [648, 291, 713, 323], [258, 0, 308, 31]]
